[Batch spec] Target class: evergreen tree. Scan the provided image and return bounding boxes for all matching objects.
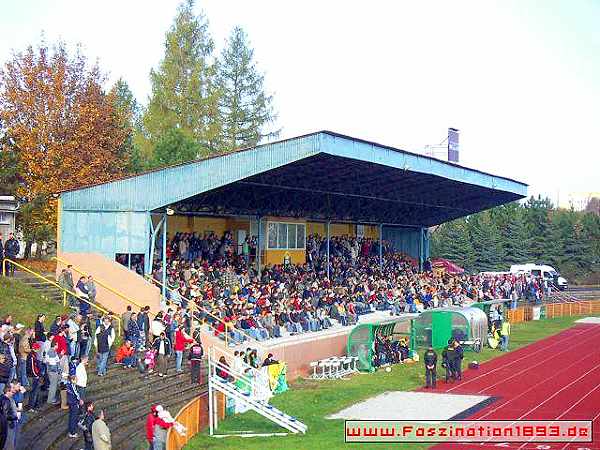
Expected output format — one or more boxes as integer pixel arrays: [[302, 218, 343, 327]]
[[150, 127, 202, 167], [110, 78, 145, 172], [217, 26, 279, 150], [468, 212, 504, 271], [431, 219, 474, 271], [501, 207, 531, 266], [143, 0, 220, 158], [523, 195, 553, 262], [562, 221, 591, 273]]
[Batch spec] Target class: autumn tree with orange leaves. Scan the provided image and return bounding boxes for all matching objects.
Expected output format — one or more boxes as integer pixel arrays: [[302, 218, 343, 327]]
[[0, 41, 131, 252]]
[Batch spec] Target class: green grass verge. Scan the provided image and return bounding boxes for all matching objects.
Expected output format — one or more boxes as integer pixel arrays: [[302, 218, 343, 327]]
[[0, 276, 69, 327], [186, 314, 598, 450]]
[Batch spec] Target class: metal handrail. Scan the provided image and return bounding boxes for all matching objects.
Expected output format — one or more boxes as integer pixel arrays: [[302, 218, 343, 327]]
[[144, 275, 231, 345], [53, 256, 144, 309], [2, 258, 122, 335]]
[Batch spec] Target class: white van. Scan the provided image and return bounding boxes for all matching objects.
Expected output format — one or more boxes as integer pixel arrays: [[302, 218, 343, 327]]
[[509, 263, 568, 290]]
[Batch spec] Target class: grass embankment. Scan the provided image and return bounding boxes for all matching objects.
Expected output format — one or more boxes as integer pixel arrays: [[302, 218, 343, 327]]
[[0, 276, 69, 327], [186, 315, 598, 450]]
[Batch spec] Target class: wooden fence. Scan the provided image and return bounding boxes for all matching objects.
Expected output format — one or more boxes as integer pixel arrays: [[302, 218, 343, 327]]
[[166, 391, 225, 450], [507, 300, 600, 324]]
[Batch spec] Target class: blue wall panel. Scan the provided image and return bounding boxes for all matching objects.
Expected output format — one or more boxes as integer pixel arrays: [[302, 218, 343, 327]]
[[382, 226, 423, 260], [60, 211, 148, 259]]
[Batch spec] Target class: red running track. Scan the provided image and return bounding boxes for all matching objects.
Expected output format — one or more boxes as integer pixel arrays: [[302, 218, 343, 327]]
[[428, 324, 600, 450]]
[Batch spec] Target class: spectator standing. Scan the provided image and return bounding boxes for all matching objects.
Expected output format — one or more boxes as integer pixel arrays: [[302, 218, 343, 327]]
[[66, 375, 83, 438], [75, 355, 89, 400], [92, 409, 112, 449], [34, 314, 46, 343], [122, 306, 133, 340], [26, 343, 42, 412], [45, 340, 61, 405], [188, 341, 204, 384], [152, 332, 171, 377], [79, 401, 95, 450], [0, 384, 18, 449], [4, 232, 20, 276], [17, 328, 33, 387], [95, 318, 115, 377], [86, 275, 97, 304], [174, 326, 193, 373], [10, 381, 25, 450]]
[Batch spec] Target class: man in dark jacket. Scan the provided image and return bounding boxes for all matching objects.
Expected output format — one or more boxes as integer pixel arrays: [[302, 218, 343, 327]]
[[188, 340, 204, 384], [66, 375, 82, 438], [423, 347, 438, 388], [441, 340, 455, 383], [0, 384, 18, 449], [79, 401, 95, 450], [453, 339, 464, 381], [0, 335, 14, 393], [152, 332, 171, 377], [4, 232, 20, 276]]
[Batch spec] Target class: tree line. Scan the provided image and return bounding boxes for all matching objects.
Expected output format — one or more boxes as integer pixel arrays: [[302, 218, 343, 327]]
[[430, 196, 600, 283], [0, 0, 277, 254]]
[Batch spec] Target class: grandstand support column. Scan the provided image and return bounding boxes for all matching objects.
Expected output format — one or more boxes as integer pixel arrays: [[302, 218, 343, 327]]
[[326, 220, 330, 280], [379, 224, 383, 268], [161, 212, 167, 298], [146, 215, 164, 276], [419, 227, 425, 272], [256, 216, 262, 274]]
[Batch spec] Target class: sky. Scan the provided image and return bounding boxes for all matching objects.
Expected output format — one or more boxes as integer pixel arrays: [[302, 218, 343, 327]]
[[1, 0, 599, 202]]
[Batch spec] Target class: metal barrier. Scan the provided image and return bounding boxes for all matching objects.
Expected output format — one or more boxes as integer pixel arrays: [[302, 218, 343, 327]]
[[166, 391, 227, 450], [2, 258, 122, 335], [507, 300, 600, 324]]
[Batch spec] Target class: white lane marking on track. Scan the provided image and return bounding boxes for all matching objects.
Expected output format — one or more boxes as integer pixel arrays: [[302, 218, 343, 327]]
[[444, 326, 592, 393], [515, 363, 600, 450]]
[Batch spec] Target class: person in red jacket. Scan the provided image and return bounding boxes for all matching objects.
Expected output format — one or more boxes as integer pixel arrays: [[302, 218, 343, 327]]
[[115, 341, 137, 368], [51, 327, 69, 356], [174, 326, 193, 373], [146, 404, 173, 450]]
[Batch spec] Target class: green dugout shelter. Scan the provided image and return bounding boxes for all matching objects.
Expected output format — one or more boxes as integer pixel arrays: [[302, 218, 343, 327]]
[[412, 307, 488, 351], [347, 318, 413, 372]]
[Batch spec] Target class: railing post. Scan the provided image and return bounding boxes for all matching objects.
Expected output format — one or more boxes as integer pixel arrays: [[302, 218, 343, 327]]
[[63, 291, 67, 307]]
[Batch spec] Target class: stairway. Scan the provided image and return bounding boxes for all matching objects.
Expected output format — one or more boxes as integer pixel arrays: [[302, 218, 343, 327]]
[[210, 376, 307, 434], [207, 348, 307, 435], [13, 271, 65, 304], [19, 358, 207, 450]]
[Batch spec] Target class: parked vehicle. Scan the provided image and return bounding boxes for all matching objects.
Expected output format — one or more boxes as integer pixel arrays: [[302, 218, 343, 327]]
[[509, 263, 568, 290]]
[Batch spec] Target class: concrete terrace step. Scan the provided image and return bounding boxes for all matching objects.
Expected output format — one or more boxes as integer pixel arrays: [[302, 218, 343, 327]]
[[19, 358, 207, 450], [22, 366, 188, 448], [47, 379, 205, 450]]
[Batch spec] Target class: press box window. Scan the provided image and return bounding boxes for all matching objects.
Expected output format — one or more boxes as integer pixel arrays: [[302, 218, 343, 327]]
[[267, 222, 306, 250]]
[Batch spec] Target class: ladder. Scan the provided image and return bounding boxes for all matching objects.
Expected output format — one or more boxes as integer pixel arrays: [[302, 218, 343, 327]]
[[207, 347, 307, 436]]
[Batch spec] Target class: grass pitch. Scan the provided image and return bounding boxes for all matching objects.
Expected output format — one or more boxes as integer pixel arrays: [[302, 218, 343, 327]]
[[186, 315, 596, 450]]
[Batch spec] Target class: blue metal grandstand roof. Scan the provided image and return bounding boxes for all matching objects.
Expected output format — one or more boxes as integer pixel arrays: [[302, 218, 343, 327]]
[[60, 131, 527, 227]]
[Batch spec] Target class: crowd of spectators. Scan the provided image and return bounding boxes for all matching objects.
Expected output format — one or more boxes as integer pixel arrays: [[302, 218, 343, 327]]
[[152, 230, 546, 346]]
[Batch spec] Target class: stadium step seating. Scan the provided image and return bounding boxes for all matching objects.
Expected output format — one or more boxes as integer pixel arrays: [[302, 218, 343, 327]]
[[14, 271, 65, 304], [18, 357, 206, 450]]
